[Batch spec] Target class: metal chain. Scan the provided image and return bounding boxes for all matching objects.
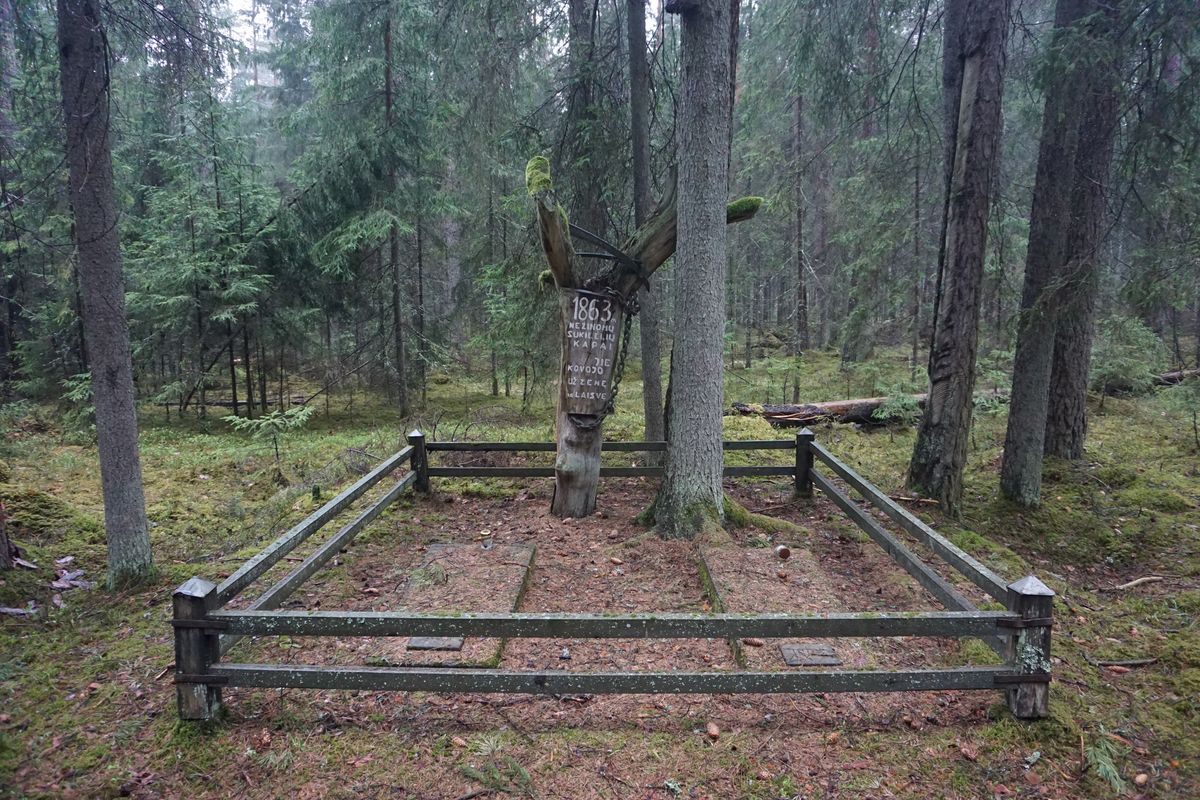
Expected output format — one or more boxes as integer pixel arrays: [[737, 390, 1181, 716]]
[[602, 288, 639, 418]]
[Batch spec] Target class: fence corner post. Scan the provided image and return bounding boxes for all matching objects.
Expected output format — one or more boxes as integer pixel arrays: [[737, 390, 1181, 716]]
[[795, 428, 815, 498], [1005, 574, 1054, 720], [408, 429, 430, 493], [173, 576, 221, 721]]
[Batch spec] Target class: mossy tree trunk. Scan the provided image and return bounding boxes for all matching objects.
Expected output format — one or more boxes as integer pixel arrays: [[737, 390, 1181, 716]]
[[627, 0, 665, 450], [58, 0, 153, 586], [527, 157, 758, 519], [655, 0, 731, 539], [1000, 0, 1090, 507], [907, 0, 1010, 516], [1044, 30, 1120, 460], [1003, 0, 1121, 501]]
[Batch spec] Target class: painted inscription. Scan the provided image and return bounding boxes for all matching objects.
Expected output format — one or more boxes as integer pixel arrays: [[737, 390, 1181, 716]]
[[563, 289, 622, 416]]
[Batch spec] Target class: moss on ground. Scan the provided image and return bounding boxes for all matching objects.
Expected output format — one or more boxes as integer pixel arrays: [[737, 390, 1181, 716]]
[[2, 345, 1199, 797]]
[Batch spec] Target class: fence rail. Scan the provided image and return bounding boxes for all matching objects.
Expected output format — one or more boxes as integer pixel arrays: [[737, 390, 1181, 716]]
[[174, 429, 1052, 723]]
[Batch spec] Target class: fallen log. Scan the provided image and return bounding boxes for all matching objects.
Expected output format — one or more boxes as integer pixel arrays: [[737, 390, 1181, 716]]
[[1155, 368, 1200, 386], [731, 391, 1008, 427]]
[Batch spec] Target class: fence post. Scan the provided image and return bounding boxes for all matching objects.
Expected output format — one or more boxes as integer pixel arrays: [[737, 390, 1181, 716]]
[[174, 577, 221, 721], [408, 429, 430, 493], [1005, 575, 1054, 719], [795, 428, 814, 498]]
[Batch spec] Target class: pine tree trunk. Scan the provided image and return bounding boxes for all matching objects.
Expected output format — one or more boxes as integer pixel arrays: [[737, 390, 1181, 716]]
[[0, 0, 17, 387], [1045, 68, 1120, 459], [656, 0, 731, 539], [384, 13, 408, 416], [793, 90, 809, 355], [628, 0, 665, 446], [242, 321, 254, 419], [0, 510, 10, 571], [58, 0, 153, 586], [1000, 0, 1089, 506], [567, 0, 606, 238], [908, 0, 1010, 515]]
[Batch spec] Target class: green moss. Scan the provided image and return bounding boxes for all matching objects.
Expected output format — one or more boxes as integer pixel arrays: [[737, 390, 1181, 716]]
[[537, 269, 554, 290], [1114, 486, 1193, 513], [725, 196, 764, 218], [0, 482, 103, 545], [525, 155, 552, 195], [1094, 463, 1138, 488], [951, 638, 1004, 666]]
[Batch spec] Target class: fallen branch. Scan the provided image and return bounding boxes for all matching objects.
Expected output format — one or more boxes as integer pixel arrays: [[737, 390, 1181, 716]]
[[1109, 576, 1165, 591], [890, 495, 940, 505], [1094, 658, 1157, 668]]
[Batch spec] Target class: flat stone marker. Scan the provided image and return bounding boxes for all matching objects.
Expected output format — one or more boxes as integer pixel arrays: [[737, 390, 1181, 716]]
[[374, 542, 534, 667], [780, 642, 842, 667], [407, 636, 465, 651]]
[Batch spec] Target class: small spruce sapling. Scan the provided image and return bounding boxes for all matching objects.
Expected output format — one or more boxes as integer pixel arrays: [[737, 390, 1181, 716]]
[[1163, 376, 1200, 449], [223, 405, 315, 465]]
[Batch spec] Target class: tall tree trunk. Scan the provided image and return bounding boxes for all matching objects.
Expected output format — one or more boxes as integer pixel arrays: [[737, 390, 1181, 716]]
[[657, 0, 731, 538], [242, 321, 254, 419], [628, 0, 665, 445], [0, 0, 18, 387], [908, 0, 1010, 515], [58, 0, 153, 585], [384, 13, 408, 415], [1000, 0, 1090, 506], [792, 89, 809, 355], [226, 321, 238, 416], [1045, 56, 1121, 459], [566, 0, 606, 238]]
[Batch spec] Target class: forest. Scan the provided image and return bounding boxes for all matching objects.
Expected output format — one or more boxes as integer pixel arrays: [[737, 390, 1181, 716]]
[[1, 0, 1199, 798]]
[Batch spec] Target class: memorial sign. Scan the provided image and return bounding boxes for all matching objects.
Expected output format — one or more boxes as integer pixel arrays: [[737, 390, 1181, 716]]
[[562, 288, 623, 417]]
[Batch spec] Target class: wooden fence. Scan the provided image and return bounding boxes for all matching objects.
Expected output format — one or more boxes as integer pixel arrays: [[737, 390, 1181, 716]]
[[174, 429, 1052, 722]]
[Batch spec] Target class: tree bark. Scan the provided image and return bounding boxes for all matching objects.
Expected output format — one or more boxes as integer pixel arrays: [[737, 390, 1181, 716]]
[[908, 0, 1010, 516], [1000, 0, 1090, 506], [793, 90, 809, 355], [529, 165, 757, 518], [566, 0, 606, 239], [627, 0, 665, 447], [656, 0, 731, 538], [58, 0, 153, 586], [384, 12, 408, 416], [1045, 59, 1120, 460], [0, 0, 17, 387]]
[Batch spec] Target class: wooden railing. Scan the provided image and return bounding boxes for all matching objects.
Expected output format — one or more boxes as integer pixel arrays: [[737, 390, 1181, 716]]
[[173, 429, 1052, 722]]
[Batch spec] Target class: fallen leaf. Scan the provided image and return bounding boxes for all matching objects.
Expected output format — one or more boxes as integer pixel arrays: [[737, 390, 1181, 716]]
[[609, 556, 623, 565], [1134, 773, 1149, 787], [705, 722, 720, 741], [1106, 665, 1131, 675], [451, 736, 468, 748], [958, 742, 979, 762]]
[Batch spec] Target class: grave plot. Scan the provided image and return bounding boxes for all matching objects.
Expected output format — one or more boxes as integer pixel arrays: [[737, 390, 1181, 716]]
[[499, 495, 736, 675], [179, 433, 1051, 725], [373, 542, 534, 667]]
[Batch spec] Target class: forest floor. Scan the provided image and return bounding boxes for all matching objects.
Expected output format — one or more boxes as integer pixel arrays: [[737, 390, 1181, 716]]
[[1, 348, 1198, 799]]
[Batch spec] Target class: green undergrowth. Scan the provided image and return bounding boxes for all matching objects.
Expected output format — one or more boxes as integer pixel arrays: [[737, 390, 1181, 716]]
[[2, 345, 1199, 796]]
